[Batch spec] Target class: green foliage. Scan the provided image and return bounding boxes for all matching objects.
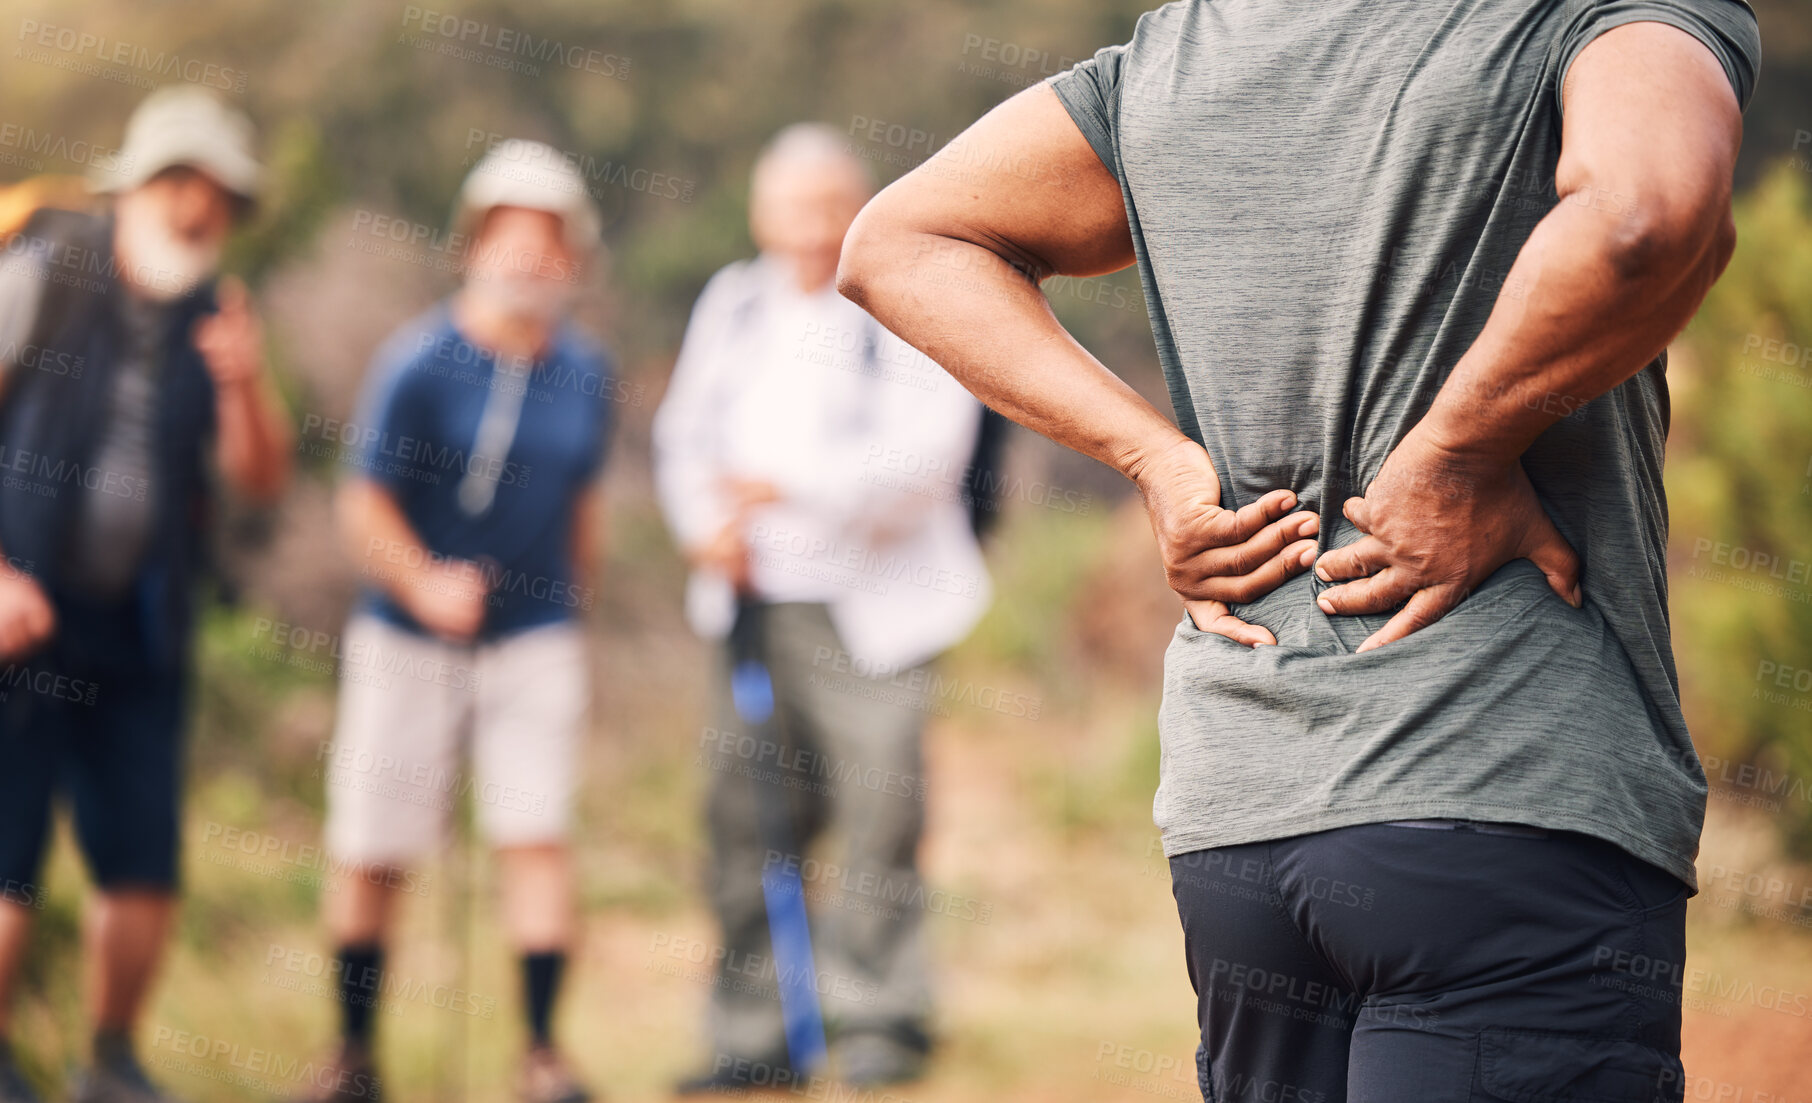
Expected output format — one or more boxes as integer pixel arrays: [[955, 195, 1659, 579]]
[[1669, 161, 1812, 850]]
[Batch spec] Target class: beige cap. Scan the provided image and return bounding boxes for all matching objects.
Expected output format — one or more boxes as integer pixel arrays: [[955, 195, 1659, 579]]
[[454, 138, 601, 257], [90, 86, 262, 203]]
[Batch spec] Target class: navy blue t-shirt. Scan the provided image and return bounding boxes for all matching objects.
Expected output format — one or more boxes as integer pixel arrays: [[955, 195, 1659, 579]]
[[349, 304, 614, 639]]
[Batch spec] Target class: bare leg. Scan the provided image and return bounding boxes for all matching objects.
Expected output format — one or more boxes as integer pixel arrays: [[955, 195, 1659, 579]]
[[0, 900, 34, 1038], [322, 866, 398, 947], [496, 844, 574, 952], [84, 890, 175, 1034]]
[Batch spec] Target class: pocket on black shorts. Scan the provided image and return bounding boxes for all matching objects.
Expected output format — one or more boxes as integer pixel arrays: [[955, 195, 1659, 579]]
[[1474, 1028, 1683, 1102]]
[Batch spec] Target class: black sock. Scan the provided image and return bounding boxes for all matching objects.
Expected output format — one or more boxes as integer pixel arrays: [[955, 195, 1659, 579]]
[[336, 943, 385, 1046], [93, 1027, 133, 1067], [521, 950, 565, 1047]]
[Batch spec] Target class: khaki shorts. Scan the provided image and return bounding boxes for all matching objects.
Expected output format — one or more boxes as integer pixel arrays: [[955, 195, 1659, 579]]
[[323, 614, 588, 865]]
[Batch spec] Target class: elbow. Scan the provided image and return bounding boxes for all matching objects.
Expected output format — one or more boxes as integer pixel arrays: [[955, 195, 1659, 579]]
[[1595, 186, 1734, 286], [835, 203, 895, 311]]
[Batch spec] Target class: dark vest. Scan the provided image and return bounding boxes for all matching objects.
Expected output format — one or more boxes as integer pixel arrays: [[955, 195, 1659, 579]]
[[0, 208, 219, 672]]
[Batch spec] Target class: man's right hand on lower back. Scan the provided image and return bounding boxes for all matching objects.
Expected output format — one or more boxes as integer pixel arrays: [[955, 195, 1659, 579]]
[[1312, 424, 1581, 653], [1131, 436, 1319, 648]]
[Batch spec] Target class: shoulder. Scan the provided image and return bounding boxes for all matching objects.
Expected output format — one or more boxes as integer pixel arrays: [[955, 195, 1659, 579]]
[[379, 303, 456, 375], [694, 258, 764, 317], [363, 303, 454, 407]]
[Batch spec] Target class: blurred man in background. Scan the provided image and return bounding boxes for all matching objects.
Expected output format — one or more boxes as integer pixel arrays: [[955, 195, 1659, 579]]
[[0, 87, 292, 1103], [295, 139, 612, 1103], [654, 124, 991, 1093]]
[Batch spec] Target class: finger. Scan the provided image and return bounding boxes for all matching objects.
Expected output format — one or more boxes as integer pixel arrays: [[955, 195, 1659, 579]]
[[1316, 566, 1417, 616], [1184, 508, 1317, 578], [1186, 599, 1277, 648], [1523, 521, 1583, 608], [1314, 534, 1389, 582], [1341, 495, 1372, 533], [1357, 587, 1463, 652], [1203, 488, 1300, 546], [1193, 538, 1319, 605]]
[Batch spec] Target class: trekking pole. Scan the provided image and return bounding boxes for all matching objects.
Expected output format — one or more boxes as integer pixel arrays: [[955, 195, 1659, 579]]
[[457, 632, 480, 1103], [727, 599, 828, 1081]]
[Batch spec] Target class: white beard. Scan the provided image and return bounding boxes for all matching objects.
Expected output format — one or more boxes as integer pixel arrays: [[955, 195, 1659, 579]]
[[116, 214, 221, 302], [466, 271, 578, 326]]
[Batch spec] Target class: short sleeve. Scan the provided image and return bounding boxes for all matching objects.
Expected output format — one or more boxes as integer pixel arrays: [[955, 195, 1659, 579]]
[[348, 348, 429, 495], [1047, 44, 1127, 182], [1557, 0, 1761, 114]]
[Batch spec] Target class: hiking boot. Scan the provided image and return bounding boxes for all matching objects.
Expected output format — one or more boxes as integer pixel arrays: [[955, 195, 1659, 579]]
[[72, 1047, 184, 1103], [516, 1045, 590, 1103], [673, 1050, 796, 1095], [0, 1054, 43, 1103], [289, 1040, 380, 1103]]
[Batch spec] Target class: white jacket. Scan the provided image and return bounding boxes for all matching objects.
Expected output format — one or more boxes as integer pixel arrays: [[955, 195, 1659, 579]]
[[652, 256, 992, 672]]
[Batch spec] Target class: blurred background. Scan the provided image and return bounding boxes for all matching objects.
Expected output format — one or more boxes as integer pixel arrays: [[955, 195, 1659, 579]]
[[3, 1, 1810, 1099]]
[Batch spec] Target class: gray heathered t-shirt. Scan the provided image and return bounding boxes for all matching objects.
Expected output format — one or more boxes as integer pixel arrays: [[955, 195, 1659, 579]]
[[1050, 0, 1759, 889]]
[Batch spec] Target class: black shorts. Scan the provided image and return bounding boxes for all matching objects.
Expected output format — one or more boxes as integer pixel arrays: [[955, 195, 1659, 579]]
[[1169, 822, 1690, 1103], [0, 640, 187, 896]]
